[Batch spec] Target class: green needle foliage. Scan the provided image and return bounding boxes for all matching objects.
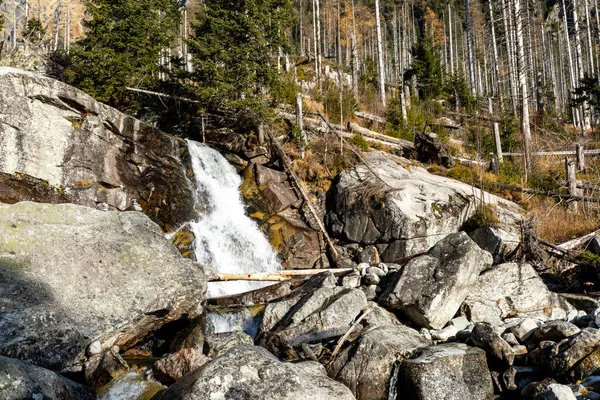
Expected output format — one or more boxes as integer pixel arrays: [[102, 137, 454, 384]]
[[187, 0, 293, 125], [23, 17, 46, 42], [65, 0, 180, 111]]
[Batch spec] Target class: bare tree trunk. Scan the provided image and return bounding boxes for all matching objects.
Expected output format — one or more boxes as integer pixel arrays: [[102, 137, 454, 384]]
[[465, 0, 477, 95], [489, 0, 502, 106], [502, 0, 519, 115], [351, 0, 358, 96], [573, 0, 592, 131], [562, 0, 581, 127], [312, 0, 320, 82], [448, 3, 455, 75], [514, 0, 532, 172], [375, 0, 387, 106], [584, 0, 595, 74]]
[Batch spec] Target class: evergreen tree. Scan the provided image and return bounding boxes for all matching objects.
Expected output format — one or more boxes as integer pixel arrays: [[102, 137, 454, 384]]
[[404, 35, 443, 100], [65, 0, 180, 110], [187, 0, 293, 123], [23, 17, 45, 42]]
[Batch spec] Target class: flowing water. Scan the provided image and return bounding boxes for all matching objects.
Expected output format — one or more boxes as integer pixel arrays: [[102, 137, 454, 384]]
[[186, 140, 281, 298]]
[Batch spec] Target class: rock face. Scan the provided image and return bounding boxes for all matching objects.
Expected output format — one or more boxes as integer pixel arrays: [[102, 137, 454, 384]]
[[395, 343, 494, 400], [328, 324, 430, 400], [0, 67, 196, 232], [380, 232, 493, 329], [153, 348, 211, 385], [0, 355, 96, 400], [0, 202, 207, 371], [326, 152, 521, 262], [460, 263, 567, 327], [159, 345, 356, 400]]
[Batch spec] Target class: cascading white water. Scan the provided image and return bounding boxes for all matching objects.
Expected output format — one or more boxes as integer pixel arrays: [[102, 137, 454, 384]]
[[186, 140, 281, 298]]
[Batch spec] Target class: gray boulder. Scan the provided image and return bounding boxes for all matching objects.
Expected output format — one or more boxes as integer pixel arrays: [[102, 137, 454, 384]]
[[414, 131, 455, 168], [380, 232, 493, 329], [0, 355, 96, 400], [328, 324, 430, 400], [544, 328, 600, 381], [461, 263, 568, 327], [468, 222, 520, 264], [470, 322, 515, 366], [159, 345, 356, 400], [326, 152, 521, 262], [0, 67, 196, 233], [0, 202, 207, 371], [394, 343, 494, 400], [258, 272, 368, 359], [535, 321, 580, 342]]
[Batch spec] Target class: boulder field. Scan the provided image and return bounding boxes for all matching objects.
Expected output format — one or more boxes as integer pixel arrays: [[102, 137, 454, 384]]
[[2, 68, 600, 400]]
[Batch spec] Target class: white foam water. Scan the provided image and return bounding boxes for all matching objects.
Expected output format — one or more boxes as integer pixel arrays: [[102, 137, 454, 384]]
[[186, 140, 281, 298]]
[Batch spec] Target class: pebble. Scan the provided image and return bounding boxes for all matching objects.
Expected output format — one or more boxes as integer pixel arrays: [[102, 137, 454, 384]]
[[366, 267, 386, 278], [362, 272, 380, 286], [87, 340, 103, 356], [512, 318, 538, 342], [431, 325, 458, 341], [502, 332, 520, 346], [448, 316, 470, 331]]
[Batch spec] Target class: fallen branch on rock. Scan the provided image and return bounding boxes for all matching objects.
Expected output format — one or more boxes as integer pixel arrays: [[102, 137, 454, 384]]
[[212, 268, 354, 282]]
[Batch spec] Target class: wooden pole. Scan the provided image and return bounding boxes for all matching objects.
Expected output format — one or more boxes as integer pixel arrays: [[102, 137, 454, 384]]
[[212, 268, 354, 282], [296, 93, 306, 158], [493, 122, 503, 164], [576, 143, 585, 171], [566, 157, 579, 212]]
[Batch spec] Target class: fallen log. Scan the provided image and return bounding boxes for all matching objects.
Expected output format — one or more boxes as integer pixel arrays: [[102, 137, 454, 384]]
[[558, 228, 600, 251], [348, 122, 413, 150], [267, 129, 340, 261], [489, 182, 600, 204], [213, 269, 354, 282], [354, 111, 386, 124]]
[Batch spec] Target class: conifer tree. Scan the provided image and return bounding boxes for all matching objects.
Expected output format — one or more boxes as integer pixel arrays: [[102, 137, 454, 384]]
[[66, 0, 180, 110], [187, 0, 293, 122]]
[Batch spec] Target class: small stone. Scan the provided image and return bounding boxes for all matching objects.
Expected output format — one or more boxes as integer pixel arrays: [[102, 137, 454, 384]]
[[357, 263, 369, 276], [341, 273, 362, 289], [431, 325, 459, 341], [512, 318, 539, 342], [362, 272, 380, 286], [361, 285, 377, 301], [502, 332, 520, 347], [378, 263, 389, 274], [471, 322, 515, 366], [87, 340, 102, 356], [420, 328, 432, 341], [153, 348, 211, 385], [567, 310, 578, 323], [449, 316, 470, 331], [513, 345, 528, 356], [366, 266, 386, 277], [535, 383, 577, 400], [387, 263, 402, 272]]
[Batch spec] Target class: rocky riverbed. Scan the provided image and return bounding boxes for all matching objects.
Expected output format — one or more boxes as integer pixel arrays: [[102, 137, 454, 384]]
[[2, 68, 600, 400]]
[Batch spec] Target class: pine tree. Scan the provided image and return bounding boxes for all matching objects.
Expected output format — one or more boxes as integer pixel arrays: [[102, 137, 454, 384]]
[[187, 0, 293, 123], [65, 0, 180, 110], [23, 17, 45, 42]]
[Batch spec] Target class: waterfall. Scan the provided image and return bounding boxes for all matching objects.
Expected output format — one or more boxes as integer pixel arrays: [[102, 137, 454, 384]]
[[186, 140, 281, 298]]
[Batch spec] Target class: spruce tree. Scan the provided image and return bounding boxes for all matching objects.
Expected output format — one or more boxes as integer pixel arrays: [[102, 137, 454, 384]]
[[187, 0, 293, 123], [66, 0, 179, 110]]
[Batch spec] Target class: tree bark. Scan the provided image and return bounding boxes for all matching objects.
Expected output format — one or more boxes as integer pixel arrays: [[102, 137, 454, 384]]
[[375, 0, 387, 106]]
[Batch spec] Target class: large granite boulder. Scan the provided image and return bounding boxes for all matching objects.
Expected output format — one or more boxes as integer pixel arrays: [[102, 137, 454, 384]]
[[460, 263, 568, 327], [380, 232, 493, 329], [0, 67, 196, 232], [0, 202, 207, 372], [395, 343, 494, 400], [258, 272, 368, 359], [159, 345, 356, 400], [326, 152, 521, 262], [328, 323, 430, 400], [0, 355, 96, 400]]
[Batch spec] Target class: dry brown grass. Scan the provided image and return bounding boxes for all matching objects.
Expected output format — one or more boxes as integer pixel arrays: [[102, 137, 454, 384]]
[[525, 197, 600, 244]]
